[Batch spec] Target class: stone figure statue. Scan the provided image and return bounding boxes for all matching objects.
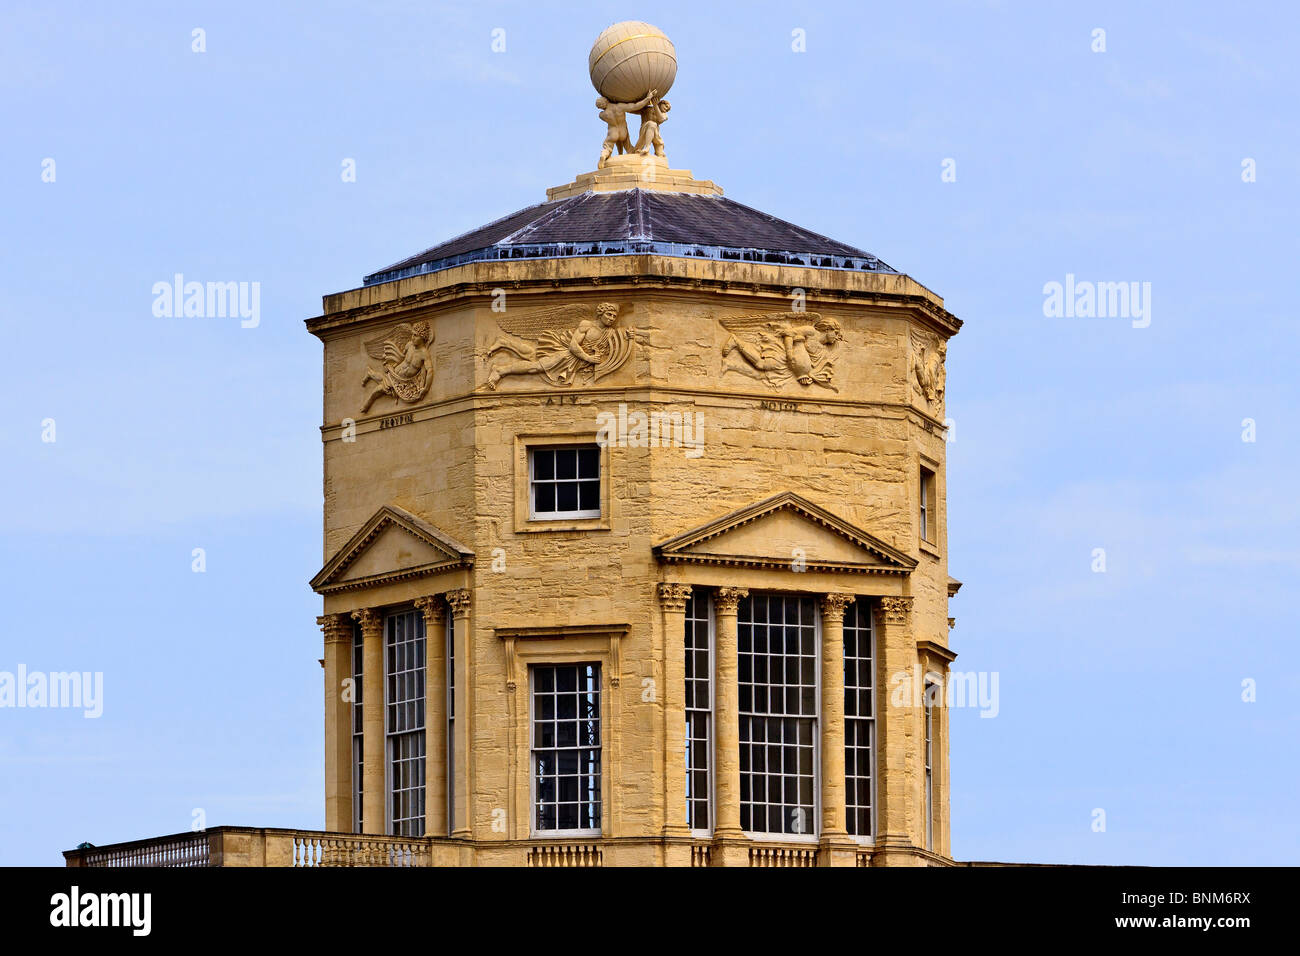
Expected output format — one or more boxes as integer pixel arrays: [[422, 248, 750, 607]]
[[911, 334, 947, 413], [483, 302, 647, 390], [597, 90, 657, 168], [360, 321, 434, 413], [721, 313, 843, 392], [634, 98, 671, 157]]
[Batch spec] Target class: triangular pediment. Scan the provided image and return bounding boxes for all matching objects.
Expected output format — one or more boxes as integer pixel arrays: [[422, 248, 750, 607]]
[[310, 505, 474, 595], [654, 492, 916, 575]]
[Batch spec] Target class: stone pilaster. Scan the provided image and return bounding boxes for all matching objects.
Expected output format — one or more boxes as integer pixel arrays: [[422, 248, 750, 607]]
[[873, 596, 919, 865], [711, 586, 748, 866], [318, 613, 353, 833], [446, 588, 472, 839], [415, 595, 448, 838], [352, 607, 385, 835], [819, 593, 857, 866], [657, 583, 692, 864]]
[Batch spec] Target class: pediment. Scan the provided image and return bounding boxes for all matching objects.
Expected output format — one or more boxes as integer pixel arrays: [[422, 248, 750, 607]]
[[310, 504, 474, 595], [653, 492, 916, 575]]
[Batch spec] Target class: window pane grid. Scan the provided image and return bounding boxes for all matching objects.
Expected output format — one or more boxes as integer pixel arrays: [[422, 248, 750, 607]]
[[738, 593, 818, 836], [843, 600, 875, 839], [385, 610, 426, 837], [532, 663, 602, 833], [684, 593, 712, 832], [530, 446, 600, 519]]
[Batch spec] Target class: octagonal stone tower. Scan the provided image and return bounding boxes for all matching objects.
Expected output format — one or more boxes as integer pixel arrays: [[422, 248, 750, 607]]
[[306, 34, 961, 867]]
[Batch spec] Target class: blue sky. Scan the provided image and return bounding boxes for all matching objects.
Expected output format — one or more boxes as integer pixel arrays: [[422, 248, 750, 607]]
[[2, 0, 1296, 865]]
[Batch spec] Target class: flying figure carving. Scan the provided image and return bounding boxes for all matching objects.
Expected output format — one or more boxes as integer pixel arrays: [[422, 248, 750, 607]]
[[721, 313, 843, 392], [911, 335, 946, 413], [360, 321, 434, 413], [483, 302, 647, 390]]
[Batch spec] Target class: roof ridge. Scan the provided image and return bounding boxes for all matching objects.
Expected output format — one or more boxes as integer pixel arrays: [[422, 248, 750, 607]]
[[500, 192, 594, 245], [629, 189, 649, 240], [363, 199, 558, 279]]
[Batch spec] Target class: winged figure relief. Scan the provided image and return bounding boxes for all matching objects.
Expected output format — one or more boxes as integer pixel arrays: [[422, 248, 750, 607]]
[[482, 301, 646, 390], [360, 321, 434, 413], [910, 331, 947, 413], [720, 312, 843, 392]]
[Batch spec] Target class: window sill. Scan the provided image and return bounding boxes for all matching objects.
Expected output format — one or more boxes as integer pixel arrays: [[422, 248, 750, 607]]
[[517, 517, 610, 534], [918, 539, 941, 560]]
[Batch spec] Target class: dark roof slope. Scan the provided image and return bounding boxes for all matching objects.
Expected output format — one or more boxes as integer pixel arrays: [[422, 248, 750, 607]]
[[364, 189, 896, 286]]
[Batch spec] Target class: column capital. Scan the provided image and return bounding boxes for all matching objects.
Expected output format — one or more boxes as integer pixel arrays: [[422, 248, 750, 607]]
[[446, 588, 472, 615], [351, 607, 383, 633], [657, 582, 692, 611], [317, 613, 352, 644], [714, 587, 749, 615], [414, 595, 447, 622], [820, 592, 856, 623], [879, 596, 914, 626]]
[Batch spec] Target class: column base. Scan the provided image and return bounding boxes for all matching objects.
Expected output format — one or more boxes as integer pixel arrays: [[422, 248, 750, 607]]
[[710, 832, 751, 868], [818, 836, 860, 867], [869, 838, 936, 867]]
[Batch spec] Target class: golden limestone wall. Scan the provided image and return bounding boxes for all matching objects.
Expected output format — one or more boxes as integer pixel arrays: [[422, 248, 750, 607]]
[[307, 252, 959, 866]]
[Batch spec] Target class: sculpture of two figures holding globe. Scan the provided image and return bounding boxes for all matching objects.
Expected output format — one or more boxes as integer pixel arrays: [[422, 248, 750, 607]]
[[590, 21, 677, 168]]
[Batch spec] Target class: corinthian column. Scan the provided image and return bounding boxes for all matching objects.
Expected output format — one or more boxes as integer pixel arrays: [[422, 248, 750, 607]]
[[446, 588, 473, 839], [352, 607, 385, 835], [414, 595, 447, 838], [657, 583, 692, 861], [318, 613, 354, 833], [711, 586, 748, 865], [819, 593, 856, 865], [874, 596, 915, 861]]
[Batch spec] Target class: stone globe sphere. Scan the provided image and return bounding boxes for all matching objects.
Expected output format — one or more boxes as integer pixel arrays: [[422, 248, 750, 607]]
[[589, 21, 676, 104]]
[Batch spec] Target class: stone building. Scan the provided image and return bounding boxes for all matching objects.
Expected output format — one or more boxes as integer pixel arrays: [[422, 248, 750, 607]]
[[64, 25, 964, 868], [298, 126, 963, 865]]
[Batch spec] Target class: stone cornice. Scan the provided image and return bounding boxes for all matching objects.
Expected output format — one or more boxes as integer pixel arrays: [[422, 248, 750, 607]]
[[310, 504, 475, 596], [916, 639, 958, 665], [494, 623, 630, 641], [654, 491, 916, 576], [306, 257, 960, 340], [320, 387, 949, 441]]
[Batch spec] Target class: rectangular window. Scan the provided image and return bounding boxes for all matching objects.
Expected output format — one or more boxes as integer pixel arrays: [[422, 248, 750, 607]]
[[924, 681, 936, 851], [919, 466, 935, 543], [843, 600, 875, 840], [385, 609, 426, 837], [351, 621, 364, 834], [684, 592, 713, 833], [529, 445, 601, 520], [738, 593, 818, 837], [532, 663, 602, 834]]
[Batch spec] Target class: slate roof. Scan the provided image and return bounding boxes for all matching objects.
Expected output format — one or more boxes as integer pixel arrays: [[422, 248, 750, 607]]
[[363, 189, 897, 286]]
